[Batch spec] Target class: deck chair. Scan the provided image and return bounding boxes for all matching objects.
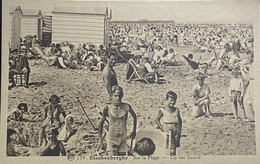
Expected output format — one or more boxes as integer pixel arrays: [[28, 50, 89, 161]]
[[182, 55, 199, 73], [135, 129, 170, 156], [126, 59, 150, 84], [182, 55, 199, 70], [215, 58, 232, 71], [182, 55, 210, 75], [14, 73, 25, 86]]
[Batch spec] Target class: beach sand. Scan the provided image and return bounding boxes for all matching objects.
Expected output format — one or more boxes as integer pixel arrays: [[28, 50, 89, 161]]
[[7, 46, 255, 156]]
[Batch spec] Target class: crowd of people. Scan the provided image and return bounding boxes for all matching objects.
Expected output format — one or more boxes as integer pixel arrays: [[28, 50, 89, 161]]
[[7, 22, 255, 157]]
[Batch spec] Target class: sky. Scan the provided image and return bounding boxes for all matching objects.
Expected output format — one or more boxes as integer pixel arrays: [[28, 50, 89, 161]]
[[5, 0, 259, 23]]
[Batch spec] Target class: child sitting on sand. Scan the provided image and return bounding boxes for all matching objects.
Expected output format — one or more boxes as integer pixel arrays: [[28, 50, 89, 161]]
[[229, 69, 246, 120], [156, 91, 182, 156], [8, 103, 28, 121], [98, 85, 137, 156], [57, 115, 75, 142], [38, 128, 66, 156], [38, 95, 67, 147]]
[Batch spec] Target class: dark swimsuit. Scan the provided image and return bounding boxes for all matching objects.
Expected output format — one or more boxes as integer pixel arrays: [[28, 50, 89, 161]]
[[43, 142, 61, 156]]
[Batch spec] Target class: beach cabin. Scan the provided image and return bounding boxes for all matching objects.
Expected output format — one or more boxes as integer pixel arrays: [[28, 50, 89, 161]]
[[42, 14, 52, 46], [21, 9, 43, 40], [51, 7, 110, 47], [9, 6, 23, 50]]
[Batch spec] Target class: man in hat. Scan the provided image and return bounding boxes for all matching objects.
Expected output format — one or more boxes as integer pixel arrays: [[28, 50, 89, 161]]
[[192, 75, 212, 118], [9, 49, 30, 88]]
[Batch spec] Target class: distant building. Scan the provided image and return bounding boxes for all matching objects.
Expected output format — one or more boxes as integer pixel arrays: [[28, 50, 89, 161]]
[[21, 9, 43, 40]]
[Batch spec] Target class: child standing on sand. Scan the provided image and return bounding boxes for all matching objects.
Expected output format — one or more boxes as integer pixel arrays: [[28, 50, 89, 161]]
[[98, 85, 137, 156], [229, 69, 246, 120], [156, 91, 182, 156]]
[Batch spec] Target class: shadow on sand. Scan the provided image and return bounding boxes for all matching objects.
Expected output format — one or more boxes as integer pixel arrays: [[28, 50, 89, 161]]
[[212, 112, 233, 118], [29, 81, 47, 87]]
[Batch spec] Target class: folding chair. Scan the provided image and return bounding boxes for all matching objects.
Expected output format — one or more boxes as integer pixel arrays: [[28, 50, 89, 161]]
[[219, 58, 233, 70], [215, 58, 232, 71], [164, 54, 178, 66], [15, 73, 25, 86], [126, 59, 150, 84], [182, 55, 199, 73]]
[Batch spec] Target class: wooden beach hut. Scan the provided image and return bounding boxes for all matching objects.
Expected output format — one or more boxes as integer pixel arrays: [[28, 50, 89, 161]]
[[42, 13, 53, 46], [21, 9, 43, 40], [51, 7, 110, 47], [9, 6, 23, 50]]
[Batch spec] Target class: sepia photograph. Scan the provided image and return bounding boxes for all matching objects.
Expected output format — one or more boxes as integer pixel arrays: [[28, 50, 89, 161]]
[[1, 0, 259, 163]]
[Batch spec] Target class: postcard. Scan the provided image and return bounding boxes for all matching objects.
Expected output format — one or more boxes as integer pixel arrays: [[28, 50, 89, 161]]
[[1, 0, 259, 163]]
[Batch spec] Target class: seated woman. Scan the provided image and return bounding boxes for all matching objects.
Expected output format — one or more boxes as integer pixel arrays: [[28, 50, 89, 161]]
[[137, 57, 159, 83], [159, 48, 177, 66], [38, 95, 66, 147]]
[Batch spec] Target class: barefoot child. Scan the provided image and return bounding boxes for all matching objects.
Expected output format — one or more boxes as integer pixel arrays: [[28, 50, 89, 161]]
[[98, 85, 137, 156], [229, 69, 246, 119], [156, 91, 182, 156]]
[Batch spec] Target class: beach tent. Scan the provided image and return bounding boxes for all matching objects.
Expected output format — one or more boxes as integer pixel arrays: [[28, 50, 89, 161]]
[[51, 7, 110, 47], [21, 9, 43, 40], [9, 6, 23, 50]]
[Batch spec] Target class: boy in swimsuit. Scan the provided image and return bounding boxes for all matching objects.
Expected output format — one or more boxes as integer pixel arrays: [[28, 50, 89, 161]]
[[156, 91, 182, 156], [98, 86, 137, 156]]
